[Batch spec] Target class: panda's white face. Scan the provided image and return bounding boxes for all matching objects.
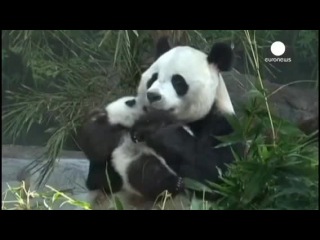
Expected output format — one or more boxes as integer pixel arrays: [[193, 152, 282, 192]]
[[137, 46, 235, 122], [105, 96, 144, 128]]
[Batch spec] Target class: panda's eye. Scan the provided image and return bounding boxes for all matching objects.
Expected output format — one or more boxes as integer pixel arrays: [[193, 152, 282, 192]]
[[146, 73, 158, 89], [125, 99, 136, 107], [171, 74, 189, 96]]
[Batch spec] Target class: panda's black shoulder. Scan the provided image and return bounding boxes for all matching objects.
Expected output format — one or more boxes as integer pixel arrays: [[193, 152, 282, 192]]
[[79, 108, 111, 136], [76, 108, 126, 159], [187, 103, 234, 139]]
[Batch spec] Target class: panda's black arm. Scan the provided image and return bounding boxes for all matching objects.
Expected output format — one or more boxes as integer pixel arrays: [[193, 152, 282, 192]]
[[145, 124, 237, 184], [86, 162, 109, 191], [86, 161, 123, 193]]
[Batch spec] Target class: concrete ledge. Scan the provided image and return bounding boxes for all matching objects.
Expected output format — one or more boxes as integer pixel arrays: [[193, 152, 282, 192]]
[[2, 144, 86, 160], [2, 145, 192, 210]]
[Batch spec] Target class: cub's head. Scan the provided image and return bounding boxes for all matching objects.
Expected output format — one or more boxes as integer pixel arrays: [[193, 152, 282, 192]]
[[105, 96, 145, 128]]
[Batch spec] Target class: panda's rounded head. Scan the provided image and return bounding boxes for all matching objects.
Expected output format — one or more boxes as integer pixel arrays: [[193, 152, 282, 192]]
[[137, 37, 235, 122], [106, 96, 144, 128]]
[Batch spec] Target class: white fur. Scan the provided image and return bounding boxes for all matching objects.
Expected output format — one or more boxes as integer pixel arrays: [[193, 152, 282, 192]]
[[105, 96, 144, 128], [182, 126, 194, 137], [137, 46, 235, 122], [215, 73, 235, 114], [111, 133, 177, 197]]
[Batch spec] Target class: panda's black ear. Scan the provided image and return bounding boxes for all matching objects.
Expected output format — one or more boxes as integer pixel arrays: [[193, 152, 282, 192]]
[[207, 42, 234, 71], [155, 36, 172, 60]]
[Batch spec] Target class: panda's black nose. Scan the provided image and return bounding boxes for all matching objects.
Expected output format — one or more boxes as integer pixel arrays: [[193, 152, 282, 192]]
[[147, 92, 162, 103]]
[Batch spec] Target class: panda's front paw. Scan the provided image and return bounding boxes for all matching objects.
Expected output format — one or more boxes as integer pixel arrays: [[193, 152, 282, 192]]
[[130, 128, 152, 143], [130, 109, 177, 144]]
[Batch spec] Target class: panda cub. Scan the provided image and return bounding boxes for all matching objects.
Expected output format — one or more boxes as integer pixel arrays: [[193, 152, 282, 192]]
[[77, 96, 144, 194], [78, 96, 184, 203], [111, 108, 188, 201]]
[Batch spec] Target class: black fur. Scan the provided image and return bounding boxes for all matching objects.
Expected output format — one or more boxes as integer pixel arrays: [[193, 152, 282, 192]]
[[130, 104, 245, 200], [207, 42, 234, 71], [146, 73, 158, 89], [130, 109, 178, 143], [127, 154, 184, 201], [128, 109, 188, 201], [86, 160, 123, 193], [155, 36, 171, 60], [77, 108, 126, 192], [171, 74, 189, 96], [77, 108, 127, 164]]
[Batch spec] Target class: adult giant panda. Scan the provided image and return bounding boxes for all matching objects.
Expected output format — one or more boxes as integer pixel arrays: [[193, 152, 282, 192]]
[[130, 37, 245, 200]]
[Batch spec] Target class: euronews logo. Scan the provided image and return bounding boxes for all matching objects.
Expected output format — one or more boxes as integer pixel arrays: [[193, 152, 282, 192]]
[[265, 41, 292, 63]]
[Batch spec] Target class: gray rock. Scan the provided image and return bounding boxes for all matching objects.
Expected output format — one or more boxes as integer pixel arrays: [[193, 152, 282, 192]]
[[222, 70, 318, 124]]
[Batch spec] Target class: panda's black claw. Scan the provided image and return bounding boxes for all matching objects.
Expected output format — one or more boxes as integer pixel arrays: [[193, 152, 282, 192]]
[[131, 133, 137, 143], [130, 131, 142, 143], [132, 135, 138, 143]]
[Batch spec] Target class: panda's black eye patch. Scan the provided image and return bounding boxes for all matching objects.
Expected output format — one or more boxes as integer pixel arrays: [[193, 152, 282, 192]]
[[125, 99, 136, 107], [171, 74, 189, 96], [146, 73, 158, 89]]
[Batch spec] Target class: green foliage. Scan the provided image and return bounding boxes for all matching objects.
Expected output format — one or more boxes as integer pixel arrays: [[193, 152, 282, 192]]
[[296, 30, 318, 60], [185, 30, 318, 210], [2, 182, 91, 210], [207, 106, 318, 210], [185, 93, 318, 210]]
